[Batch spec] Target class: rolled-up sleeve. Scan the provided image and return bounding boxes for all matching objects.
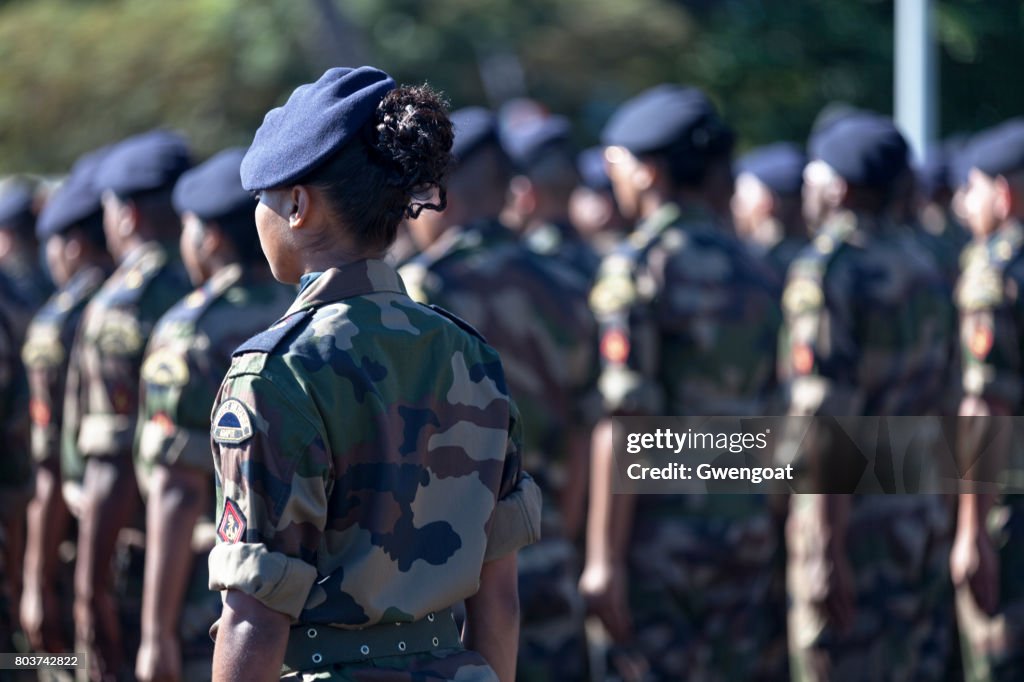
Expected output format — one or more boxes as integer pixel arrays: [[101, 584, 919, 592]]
[[484, 400, 542, 561]]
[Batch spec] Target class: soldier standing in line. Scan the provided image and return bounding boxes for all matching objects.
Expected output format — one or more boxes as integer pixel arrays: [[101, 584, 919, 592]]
[[569, 146, 629, 258], [731, 142, 810, 279], [401, 106, 598, 682], [64, 131, 193, 681], [949, 120, 1024, 682], [780, 114, 957, 681], [20, 148, 114, 663], [579, 84, 784, 681], [132, 148, 293, 682], [206, 66, 540, 681], [0, 178, 53, 312]]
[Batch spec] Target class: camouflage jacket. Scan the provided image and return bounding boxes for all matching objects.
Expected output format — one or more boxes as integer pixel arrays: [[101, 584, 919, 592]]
[[0, 255, 53, 320], [399, 220, 599, 490], [62, 241, 191, 476], [207, 259, 541, 623], [524, 220, 601, 282], [136, 264, 292, 476], [955, 219, 1024, 411], [23, 264, 108, 466], [590, 201, 782, 417], [780, 210, 957, 417], [0, 273, 31, 489]]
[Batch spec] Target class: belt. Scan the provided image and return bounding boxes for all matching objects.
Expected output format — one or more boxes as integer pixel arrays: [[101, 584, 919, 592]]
[[282, 608, 462, 673]]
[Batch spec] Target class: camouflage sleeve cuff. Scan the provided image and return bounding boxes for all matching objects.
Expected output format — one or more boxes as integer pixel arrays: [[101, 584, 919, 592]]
[[208, 542, 318, 619], [598, 365, 664, 415], [137, 420, 215, 473], [484, 472, 542, 562], [78, 414, 134, 458]]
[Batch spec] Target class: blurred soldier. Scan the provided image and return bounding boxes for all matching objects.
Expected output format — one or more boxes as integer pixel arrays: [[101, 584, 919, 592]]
[[402, 107, 598, 682], [0, 271, 32, 665], [579, 85, 784, 681], [732, 142, 809, 278], [781, 114, 956, 680], [915, 142, 971, 288], [64, 130, 193, 682], [950, 120, 1024, 682], [20, 148, 114, 660], [133, 148, 292, 682], [569, 146, 629, 257], [0, 177, 53, 311], [505, 115, 601, 280]]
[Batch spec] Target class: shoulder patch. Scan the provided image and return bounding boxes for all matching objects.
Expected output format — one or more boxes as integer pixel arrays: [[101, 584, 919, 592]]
[[216, 498, 246, 544], [590, 272, 637, 315], [141, 348, 190, 387], [782, 278, 824, 316], [22, 326, 65, 368], [212, 398, 254, 444], [426, 304, 488, 343], [232, 309, 312, 357]]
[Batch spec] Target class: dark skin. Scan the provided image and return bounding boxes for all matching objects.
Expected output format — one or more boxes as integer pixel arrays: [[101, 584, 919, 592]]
[[214, 184, 521, 681]]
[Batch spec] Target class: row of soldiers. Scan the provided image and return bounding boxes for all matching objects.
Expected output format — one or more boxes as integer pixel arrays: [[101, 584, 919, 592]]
[[0, 78, 1020, 682]]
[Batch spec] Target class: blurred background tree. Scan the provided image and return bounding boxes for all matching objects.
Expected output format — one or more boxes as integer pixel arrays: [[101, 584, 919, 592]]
[[1, 0, 1022, 174]]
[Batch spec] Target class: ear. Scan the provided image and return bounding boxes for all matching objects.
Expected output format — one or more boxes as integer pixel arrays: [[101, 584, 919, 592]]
[[823, 175, 848, 210], [632, 159, 657, 192], [64, 234, 84, 261], [290, 186, 311, 230], [200, 223, 225, 259], [509, 175, 536, 215], [994, 176, 1013, 221], [119, 200, 141, 238]]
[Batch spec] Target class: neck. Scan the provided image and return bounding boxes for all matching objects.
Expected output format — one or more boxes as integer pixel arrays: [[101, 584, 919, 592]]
[[301, 246, 381, 275]]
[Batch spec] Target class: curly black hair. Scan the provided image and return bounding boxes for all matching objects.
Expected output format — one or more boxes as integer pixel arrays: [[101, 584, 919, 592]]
[[304, 84, 454, 252]]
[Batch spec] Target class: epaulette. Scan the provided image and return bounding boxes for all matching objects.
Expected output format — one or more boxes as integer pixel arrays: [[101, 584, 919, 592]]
[[232, 308, 312, 357], [426, 304, 488, 344]]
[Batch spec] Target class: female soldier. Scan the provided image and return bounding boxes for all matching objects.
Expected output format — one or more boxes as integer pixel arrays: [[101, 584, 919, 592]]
[[207, 67, 540, 682]]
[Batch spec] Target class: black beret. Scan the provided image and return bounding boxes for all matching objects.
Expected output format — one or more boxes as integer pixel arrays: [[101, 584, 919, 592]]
[[811, 114, 910, 188], [737, 142, 806, 196], [503, 115, 572, 171], [577, 146, 611, 191], [94, 130, 192, 198], [173, 147, 250, 223], [37, 147, 111, 240], [0, 180, 35, 230], [600, 84, 727, 156], [241, 66, 396, 191], [450, 107, 501, 164], [968, 119, 1024, 179]]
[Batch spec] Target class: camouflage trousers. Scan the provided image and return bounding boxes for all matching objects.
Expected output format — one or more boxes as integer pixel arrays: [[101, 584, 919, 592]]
[[516, 536, 588, 682], [788, 495, 954, 682], [956, 495, 1024, 682], [281, 649, 498, 681], [619, 495, 788, 681]]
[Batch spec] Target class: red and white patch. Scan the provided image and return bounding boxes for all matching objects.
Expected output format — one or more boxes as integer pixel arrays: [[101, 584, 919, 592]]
[[969, 325, 994, 360], [600, 329, 631, 364], [792, 343, 815, 375], [217, 498, 247, 544], [30, 398, 51, 427]]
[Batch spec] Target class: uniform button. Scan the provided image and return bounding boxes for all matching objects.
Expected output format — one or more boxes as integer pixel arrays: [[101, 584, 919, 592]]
[[360, 645, 370, 656], [307, 628, 318, 639], [398, 641, 406, 652], [432, 637, 439, 646], [427, 613, 435, 622], [311, 653, 322, 664]]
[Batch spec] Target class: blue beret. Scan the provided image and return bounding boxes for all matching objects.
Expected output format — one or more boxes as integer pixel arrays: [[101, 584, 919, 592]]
[[968, 119, 1024, 179], [37, 147, 112, 240], [503, 115, 572, 171], [577, 146, 611, 191], [173, 147, 251, 223], [811, 115, 909, 188], [450, 107, 501, 164], [241, 67, 396, 191], [94, 130, 192, 198], [737, 142, 806, 196], [601, 85, 728, 156], [0, 181, 35, 229]]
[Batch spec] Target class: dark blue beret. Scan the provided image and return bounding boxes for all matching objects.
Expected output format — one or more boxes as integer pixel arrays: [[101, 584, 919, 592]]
[[94, 130, 192, 198], [577, 146, 611, 191], [811, 114, 909, 188], [173, 147, 251, 223], [240, 66, 396, 191], [601, 85, 728, 156], [737, 142, 806, 196], [450, 107, 501, 164], [0, 181, 35, 229], [968, 119, 1024, 179], [37, 146, 112, 239], [503, 115, 572, 171]]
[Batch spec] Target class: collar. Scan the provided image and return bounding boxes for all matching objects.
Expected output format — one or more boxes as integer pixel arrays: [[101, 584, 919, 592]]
[[285, 259, 407, 316]]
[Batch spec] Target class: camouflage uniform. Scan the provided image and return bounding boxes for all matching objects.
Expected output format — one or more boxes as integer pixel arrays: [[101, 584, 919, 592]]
[[0, 254, 53, 317], [760, 234, 809, 283], [207, 259, 541, 681], [524, 220, 601, 282], [135, 263, 292, 678], [401, 221, 597, 681], [954, 219, 1024, 682], [591, 201, 785, 680], [780, 210, 957, 681]]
